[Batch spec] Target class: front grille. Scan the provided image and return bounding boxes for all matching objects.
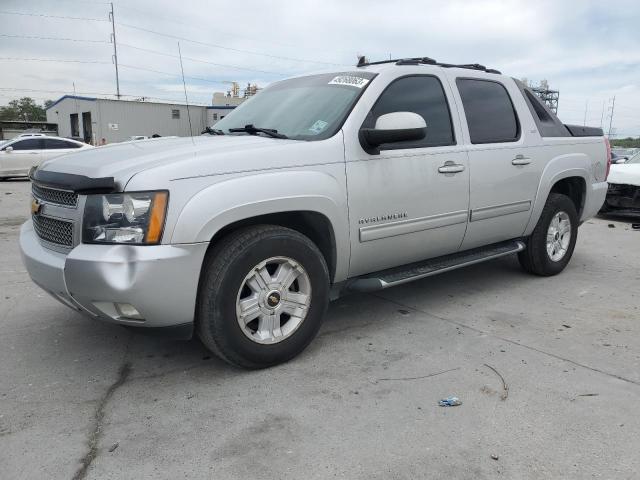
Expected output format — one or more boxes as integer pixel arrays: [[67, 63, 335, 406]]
[[32, 215, 74, 247], [32, 184, 78, 207]]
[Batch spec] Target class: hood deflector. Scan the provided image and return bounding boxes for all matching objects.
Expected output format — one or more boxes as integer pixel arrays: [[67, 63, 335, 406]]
[[30, 168, 116, 194]]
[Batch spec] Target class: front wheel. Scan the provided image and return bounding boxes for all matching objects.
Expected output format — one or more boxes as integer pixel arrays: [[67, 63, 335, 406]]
[[518, 193, 578, 276], [196, 225, 330, 369]]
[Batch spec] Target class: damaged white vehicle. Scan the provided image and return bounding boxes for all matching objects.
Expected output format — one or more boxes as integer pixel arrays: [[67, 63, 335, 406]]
[[601, 150, 640, 216]]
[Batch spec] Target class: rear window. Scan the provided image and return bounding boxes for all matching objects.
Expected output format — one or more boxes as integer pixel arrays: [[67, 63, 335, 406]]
[[456, 78, 519, 144]]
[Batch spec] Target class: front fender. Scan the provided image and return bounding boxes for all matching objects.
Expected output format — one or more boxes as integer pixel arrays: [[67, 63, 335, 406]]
[[523, 153, 590, 236], [170, 169, 350, 281]]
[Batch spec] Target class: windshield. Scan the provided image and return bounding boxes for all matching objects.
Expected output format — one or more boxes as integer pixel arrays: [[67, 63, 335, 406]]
[[627, 151, 640, 164], [214, 72, 377, 141]]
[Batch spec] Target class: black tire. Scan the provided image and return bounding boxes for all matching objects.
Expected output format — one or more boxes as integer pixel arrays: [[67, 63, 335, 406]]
[[518, 193, 578, 276], [196, 225, 330, 369]]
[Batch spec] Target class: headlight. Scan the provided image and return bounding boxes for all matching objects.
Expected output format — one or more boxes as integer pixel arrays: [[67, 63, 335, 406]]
[[83, 191, 168, 244]]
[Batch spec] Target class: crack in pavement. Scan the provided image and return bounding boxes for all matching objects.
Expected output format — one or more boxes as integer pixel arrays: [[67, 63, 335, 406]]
[[370, 293, 640, 387], [71, 362, 132, 480]]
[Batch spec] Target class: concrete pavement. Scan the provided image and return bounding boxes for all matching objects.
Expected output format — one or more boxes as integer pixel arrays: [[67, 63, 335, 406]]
[[1, 179, 638, 479]]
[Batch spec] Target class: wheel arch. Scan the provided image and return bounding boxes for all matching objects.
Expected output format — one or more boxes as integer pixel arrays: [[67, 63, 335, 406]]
[[171, 170, 349, 282], [524, 153, 591, 236], [207, 211, 338, 282]]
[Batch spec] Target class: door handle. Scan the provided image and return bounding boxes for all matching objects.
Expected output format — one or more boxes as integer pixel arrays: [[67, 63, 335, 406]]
[[512, 155, 531, 165], [438, 163, 465, 174]]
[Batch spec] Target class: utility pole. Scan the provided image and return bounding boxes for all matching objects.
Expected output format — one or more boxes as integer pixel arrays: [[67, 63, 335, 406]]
[[607, 96, 616, 137], [109, 2, 121, 99], [583, 100, 588, 126], [599, 100, 605, 129]]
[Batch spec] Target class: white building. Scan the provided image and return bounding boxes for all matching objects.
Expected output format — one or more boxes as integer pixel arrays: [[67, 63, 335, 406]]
[[45, 95, 242, 144]]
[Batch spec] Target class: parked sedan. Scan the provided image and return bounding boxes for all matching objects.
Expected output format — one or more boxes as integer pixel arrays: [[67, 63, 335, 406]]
[[0, 136, 92, 179], [601, 151, 640, 216]]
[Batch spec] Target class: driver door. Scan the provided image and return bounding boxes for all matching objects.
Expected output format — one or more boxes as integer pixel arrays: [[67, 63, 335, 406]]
[[345, 74, 470, 276]]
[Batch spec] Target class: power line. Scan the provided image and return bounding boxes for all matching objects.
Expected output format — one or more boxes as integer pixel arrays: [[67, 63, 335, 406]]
[[112, 2, 357, 58], [0, 87, 212, 105], [0, 34, 109, 43], [0, 57, 110, 64], [117, 63, 237, 85], [0, 10, 108, 21], [117, 22, 349, 67], [118, 43, 285, 76]]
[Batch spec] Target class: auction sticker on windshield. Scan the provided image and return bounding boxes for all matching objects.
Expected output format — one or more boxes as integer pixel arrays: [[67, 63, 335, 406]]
[[328, 75, 370, 88], [309, 120, 329, 134]]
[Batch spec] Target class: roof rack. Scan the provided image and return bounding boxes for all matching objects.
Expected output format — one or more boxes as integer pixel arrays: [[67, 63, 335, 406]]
[[356, 56, 501, 74]]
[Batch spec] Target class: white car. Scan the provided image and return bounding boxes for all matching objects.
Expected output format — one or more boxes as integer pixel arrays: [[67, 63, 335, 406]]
[[0, 136, 92, 179], [602, 150, 640, 215]]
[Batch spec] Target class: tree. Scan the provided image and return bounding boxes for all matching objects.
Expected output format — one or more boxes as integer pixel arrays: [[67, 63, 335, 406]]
[[610, 137, 640, 148], [0, 97, 52, 122]]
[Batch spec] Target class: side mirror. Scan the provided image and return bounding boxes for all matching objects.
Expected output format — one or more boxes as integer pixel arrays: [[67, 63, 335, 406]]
[[360, 112, 427, 154], [4, 146, 13, 153], [614, 158, 627, 164]]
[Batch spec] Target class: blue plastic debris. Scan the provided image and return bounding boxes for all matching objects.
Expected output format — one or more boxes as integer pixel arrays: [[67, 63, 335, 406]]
[[438, 396, 462, 407]]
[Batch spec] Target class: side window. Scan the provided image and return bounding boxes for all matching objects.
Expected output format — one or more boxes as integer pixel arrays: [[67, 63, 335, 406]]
[[456, 79, 519, 144], [365, 75, 455, 149], [11, 138, 43, 150], [64, 140, 82, 148], [44, 139, 72, 149]]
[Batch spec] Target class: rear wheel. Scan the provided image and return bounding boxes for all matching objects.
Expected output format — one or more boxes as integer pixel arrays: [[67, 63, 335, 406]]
[[518, 193, 578, 276], [197, 225, 330, 368]]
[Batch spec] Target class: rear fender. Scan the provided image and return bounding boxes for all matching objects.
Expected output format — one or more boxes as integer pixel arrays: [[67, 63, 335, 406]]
[[524, 153, 590, 236]]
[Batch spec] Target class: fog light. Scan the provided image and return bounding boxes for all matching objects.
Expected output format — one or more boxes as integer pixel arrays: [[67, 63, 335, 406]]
[[115, 303, 143, 320]]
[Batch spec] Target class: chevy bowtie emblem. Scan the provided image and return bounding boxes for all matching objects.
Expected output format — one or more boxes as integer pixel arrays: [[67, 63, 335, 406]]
[[31, 197, 42, 215]]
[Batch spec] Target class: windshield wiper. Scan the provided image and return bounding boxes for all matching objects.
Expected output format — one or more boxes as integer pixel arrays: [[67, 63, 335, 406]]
[[201, 126, 225, 135], [228, 124, 288, 139]]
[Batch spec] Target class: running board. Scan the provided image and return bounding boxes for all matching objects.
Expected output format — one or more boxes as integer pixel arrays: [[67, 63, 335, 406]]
[[348, 240, 526, 292]]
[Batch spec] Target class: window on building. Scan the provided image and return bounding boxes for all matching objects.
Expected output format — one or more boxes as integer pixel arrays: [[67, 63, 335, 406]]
[[171, 109, 180, 119], [212, 113, 218, 121], [363, 75, 455, 149], [456, 78, 519, 144]]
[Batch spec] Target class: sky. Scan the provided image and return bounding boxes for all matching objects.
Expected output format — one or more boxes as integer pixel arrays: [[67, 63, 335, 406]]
[[1, 0, 639, 137]]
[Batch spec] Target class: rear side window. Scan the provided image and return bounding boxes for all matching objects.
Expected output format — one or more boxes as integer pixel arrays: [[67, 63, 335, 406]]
[[44, 138, 80, 149], [10, 138, 43, 150], [457, 79, 519, 144], [365, 75, 455, 149]]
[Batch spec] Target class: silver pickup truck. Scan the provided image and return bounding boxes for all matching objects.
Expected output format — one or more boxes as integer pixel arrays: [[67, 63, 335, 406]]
[[20, 57, 610, 368]]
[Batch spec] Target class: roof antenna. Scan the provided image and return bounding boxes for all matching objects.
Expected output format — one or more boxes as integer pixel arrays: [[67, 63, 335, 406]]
[[357, 55, 367, 67], [177, 41, 194, 144]]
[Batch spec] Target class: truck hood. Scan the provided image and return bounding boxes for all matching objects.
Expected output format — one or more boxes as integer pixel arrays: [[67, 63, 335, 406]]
[[38, 135, 300, 187], [608, 163, 640, 187]]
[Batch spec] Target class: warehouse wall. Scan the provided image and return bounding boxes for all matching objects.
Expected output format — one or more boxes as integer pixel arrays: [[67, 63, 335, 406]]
[[46, 97, 208, 144], [206, 106, 236, 125], [94, 100, 207, 143], [46, 97, 97, 142]]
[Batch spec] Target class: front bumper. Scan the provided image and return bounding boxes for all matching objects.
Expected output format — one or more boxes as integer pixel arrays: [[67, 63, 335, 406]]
[[20, 220, 209, 334], [602, 183, 640, 215]]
